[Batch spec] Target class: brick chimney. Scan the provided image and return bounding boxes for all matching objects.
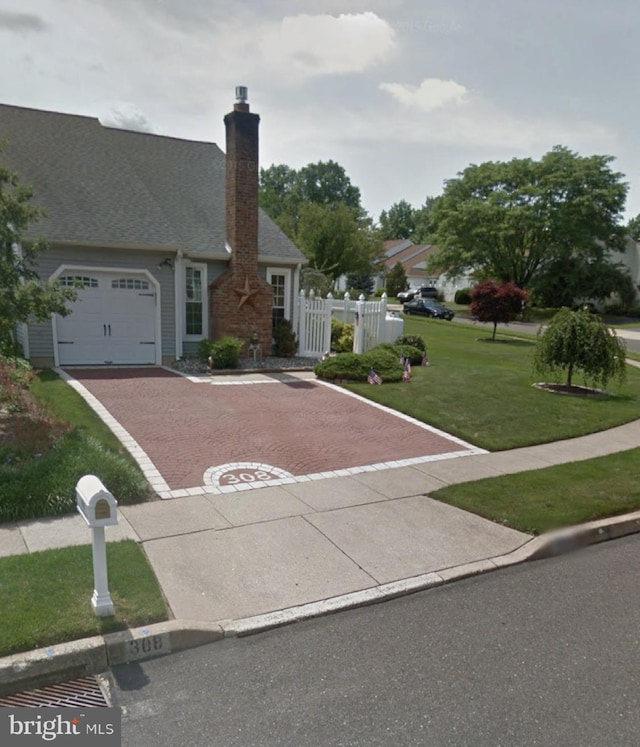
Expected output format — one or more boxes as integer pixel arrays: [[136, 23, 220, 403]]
[[210, 87, 273, 350]]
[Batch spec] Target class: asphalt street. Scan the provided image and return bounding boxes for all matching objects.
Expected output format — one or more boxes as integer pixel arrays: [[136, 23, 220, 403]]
[[112, 534, 640, 747]]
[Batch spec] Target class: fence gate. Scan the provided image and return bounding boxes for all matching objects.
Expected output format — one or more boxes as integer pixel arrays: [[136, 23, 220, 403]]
[[296, 291, 389, 358]]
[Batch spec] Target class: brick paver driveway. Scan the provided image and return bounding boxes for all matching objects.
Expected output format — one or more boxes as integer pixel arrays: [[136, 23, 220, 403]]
[[65, 368, 482, 496]]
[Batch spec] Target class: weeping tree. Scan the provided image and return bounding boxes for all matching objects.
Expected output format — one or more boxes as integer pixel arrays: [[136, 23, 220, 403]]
[[533, 308, 627, 390]]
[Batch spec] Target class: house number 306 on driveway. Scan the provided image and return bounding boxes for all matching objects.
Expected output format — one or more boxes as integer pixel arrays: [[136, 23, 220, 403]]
[[205, 462, 294, 490]]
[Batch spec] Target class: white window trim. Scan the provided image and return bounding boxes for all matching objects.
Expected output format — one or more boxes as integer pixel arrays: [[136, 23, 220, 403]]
[[266, 267, 292, 320], [183, 261, 208, 341]]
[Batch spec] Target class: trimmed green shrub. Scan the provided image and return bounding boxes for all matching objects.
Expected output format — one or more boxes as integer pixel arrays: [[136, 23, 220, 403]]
[[394, 334, 427, 352], [454, 288, 473, 305], [375, 342, 422, 364], [314, 346, 404, 382], [314, 353, 367, 381], [273, 319, 298, 357], [394, 344, 424, 365], [197, 336, 244, 368]]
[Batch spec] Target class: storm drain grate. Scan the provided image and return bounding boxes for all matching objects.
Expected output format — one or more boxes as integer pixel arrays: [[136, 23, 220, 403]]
[[0, 676, 109, 708]]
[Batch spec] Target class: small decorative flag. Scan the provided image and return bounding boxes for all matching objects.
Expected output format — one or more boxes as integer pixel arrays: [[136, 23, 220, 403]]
[[402, 359, 412, 382], [367, 368, 382, 385]]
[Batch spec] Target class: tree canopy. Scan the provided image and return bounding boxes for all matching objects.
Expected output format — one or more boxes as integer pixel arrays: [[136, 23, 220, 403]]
[[379, 200, 416, 240], [0, 148, 75, 354], [427, 146, 629, 291], [260, 159, 381, 281], [377, 196, 437, 244], [627, 213, 640, 241]]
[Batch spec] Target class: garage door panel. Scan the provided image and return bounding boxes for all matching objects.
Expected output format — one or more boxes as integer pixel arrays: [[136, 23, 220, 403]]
[[56, 272, 157, 365]]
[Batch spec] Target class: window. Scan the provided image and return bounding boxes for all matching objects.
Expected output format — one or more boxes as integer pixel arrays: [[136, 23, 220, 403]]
[[185, 265, 204, 336], [112, 278, 149, 290], [271, 273, 286, 331], [58, 275, 98, 288], [267, 268, 291, 333]]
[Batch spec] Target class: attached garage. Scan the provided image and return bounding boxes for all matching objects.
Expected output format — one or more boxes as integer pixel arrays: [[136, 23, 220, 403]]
[[54, 270, 159, 366]]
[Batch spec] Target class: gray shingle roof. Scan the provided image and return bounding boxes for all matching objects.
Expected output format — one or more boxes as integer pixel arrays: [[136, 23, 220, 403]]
[[0, 103, 305, 262]]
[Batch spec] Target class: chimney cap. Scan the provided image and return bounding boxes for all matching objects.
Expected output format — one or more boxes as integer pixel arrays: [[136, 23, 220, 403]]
[[235, 86, 248, 104]]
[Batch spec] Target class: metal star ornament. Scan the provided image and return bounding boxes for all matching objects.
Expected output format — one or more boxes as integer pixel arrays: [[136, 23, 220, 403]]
[[232, 275, 260, 309]]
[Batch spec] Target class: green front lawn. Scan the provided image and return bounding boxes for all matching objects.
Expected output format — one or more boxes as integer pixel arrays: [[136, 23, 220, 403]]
[[431, 447, 640, 535], [345, 317, 640, 451], [0, 540, 169, 657]]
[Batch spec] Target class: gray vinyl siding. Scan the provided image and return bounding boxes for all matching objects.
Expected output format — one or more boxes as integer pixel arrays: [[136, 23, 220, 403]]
[[28, 243, 177, 362], [14, 323, 27, 356]]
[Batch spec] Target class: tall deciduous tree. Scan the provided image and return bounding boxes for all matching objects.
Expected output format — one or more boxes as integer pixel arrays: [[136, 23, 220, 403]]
[[533, 307, 627, 390], [378, 199, 416, 240], [294, 202, 378, 281], [530, 255, 634, 308], [412, 196, 438, 244], [428, 146, 628, 290], [470, 281, 527, 340], [0, 149, 75, 354], [260, 159, 380, 280], [627, 213, 640, 241]]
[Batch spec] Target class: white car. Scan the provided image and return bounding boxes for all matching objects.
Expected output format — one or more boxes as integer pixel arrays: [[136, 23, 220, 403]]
[[397, 286, 438, 303]]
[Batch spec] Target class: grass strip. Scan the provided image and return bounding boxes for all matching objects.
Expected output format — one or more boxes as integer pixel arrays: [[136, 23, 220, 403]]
[[30, 369, 134, 462], [430, 447, 640, 535], [0, 540, 168, 657]]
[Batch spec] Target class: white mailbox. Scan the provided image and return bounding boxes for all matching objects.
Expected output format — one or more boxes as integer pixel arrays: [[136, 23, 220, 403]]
[[76, 474, 118, 617], [76, 475, 118, 527]]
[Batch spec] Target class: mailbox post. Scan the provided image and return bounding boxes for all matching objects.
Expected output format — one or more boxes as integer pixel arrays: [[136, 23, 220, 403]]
[[76, 475, 118, 617]]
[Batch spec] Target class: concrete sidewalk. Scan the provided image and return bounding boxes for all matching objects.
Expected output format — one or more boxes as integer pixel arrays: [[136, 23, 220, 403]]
[[2, 415, 639, 625]]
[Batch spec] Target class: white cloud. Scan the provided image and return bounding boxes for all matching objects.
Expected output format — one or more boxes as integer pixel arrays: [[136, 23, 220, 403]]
[[379, 78, 467, 112], [99, 102, 154, 133], [257, 12, 396, 77], [374, 77, 613, 152]]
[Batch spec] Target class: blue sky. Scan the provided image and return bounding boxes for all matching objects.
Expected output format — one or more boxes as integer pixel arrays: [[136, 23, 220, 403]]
[[1, 0, 638, 223]]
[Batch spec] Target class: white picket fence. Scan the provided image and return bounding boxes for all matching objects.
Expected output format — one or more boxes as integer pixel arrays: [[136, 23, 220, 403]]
[[296, 290, 398, 358]]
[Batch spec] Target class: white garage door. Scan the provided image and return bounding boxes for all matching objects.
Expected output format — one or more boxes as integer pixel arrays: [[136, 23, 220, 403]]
[[56, 273, 157, 365]]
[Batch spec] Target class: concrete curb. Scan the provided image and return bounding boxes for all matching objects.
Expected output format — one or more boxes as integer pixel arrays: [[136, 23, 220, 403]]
[[1, 510, 639, 696], [0, 621, 223, 697]]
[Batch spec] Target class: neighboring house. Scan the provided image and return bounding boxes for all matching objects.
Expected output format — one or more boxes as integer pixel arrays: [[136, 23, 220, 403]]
[[1, 90, 306, 367], [381, 240, 440, 290], [609, 236, 640, 297], [376, 239, 472, 298]]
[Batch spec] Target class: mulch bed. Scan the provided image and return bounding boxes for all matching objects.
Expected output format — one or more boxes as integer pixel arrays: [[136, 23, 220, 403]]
[[533, 382, 607, 397]]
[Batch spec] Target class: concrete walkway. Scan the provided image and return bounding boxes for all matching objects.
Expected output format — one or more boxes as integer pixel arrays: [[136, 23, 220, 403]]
[[2, 404, 639, 624]]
